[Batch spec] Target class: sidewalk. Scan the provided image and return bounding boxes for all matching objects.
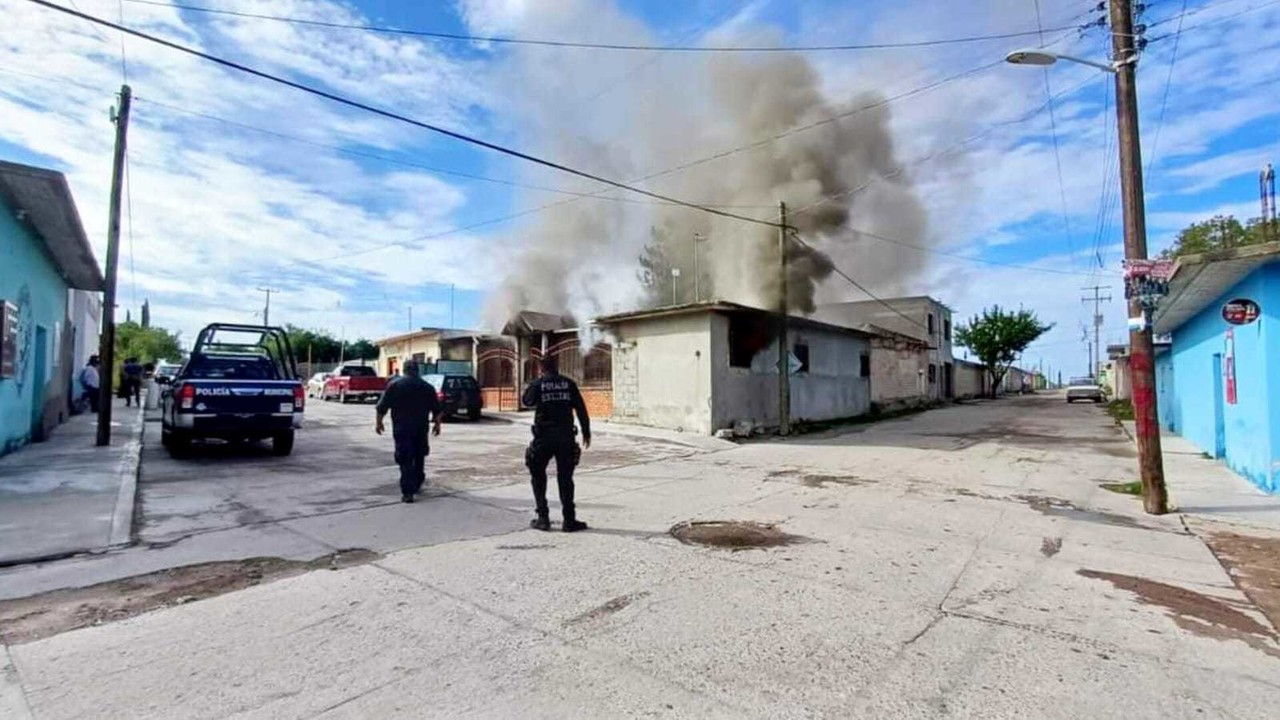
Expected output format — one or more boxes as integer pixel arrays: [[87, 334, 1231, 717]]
[[1122, 420, 1280, 531], [0, 400, 143, 566]]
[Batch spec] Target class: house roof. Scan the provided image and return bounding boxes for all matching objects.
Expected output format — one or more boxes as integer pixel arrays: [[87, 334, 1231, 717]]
[[593, 300, 873, 339], [0, 160, 103, 291], [502, 310, 576, 336], [1152, 241, 1280, 335], [858, 322, 928, 348], [374, 327, 482, 347]]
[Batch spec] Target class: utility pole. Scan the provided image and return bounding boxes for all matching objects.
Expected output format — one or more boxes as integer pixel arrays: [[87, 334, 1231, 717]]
[[407, 306, 412, 331], [1110, 0, 1168, 514], [96, 84, 131, 447], [1081, 285, 1112, 378], [777, 201, 791, 436], [670, 267, 681, 306], [256, 287, 279, 326]]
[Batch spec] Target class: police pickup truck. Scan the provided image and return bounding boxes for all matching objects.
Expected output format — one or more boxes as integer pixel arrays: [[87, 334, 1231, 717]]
[[160, 323, 304, 456]]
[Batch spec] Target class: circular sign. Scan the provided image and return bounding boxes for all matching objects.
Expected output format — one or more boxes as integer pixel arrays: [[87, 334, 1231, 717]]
[[1222, 298, 1260, 326]]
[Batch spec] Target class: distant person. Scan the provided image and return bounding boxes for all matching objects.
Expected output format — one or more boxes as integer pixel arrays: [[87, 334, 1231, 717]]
[[522, 356, 590, 532], [79, 355, 101, 413], [375, 361, 442, 503], [121, 357, 143, 407]]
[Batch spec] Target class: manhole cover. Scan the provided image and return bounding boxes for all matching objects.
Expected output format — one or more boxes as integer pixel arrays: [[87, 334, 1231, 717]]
[[669, 520, 805, 550]]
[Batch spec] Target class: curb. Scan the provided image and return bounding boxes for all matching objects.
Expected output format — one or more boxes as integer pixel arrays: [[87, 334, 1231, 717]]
[[1, 645, 33, 720], [107, 404, 145, 549]]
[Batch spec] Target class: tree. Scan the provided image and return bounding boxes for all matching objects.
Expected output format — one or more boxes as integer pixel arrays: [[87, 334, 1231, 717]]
[[346, 339, 378, 360], [1161, 214, 1270, 259], [955, 306, 1053, 397], [115, 321, 182, 369], [277, 325, 378, 364]]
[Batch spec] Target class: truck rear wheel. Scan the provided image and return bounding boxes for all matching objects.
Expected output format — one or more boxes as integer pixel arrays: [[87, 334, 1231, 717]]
[[272, 430, 295, 456], [164, 429, 192, 457]]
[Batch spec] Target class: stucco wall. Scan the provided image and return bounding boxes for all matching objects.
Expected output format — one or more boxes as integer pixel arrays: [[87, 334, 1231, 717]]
[[1158, 264, 1278, 493], [869, 338, 926, 406], [954, 361, 986, 398], [1, 201, 72, 456], [609, 314, 713, 434], [709, 315, 870, 431]]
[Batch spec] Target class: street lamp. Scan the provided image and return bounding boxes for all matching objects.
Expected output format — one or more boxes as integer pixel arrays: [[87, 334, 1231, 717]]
[[1004, 0, 1168, 515], [1004, 49, 1122, 74]]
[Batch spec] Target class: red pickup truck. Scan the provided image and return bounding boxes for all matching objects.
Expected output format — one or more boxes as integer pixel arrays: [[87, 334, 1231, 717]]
[[322, 365, 387, 404]]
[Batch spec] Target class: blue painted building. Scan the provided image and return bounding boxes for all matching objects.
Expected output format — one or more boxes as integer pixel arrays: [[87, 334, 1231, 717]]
[[0, 160, 103, 457], [1153, 241, 1280, 493]]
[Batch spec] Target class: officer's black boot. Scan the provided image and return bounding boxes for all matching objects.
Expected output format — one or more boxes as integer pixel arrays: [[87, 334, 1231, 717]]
[[563, 517, 588, 533], [530, 514, 551, 532]]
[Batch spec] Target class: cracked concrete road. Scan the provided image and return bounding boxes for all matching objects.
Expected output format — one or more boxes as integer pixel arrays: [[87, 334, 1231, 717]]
[[5, 393, 1280, 719]]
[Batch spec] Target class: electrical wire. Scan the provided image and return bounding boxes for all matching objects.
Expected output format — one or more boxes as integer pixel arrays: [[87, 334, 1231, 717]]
[[132, 96, 772, 209], [1033, 0, 1077, 269], [1143, 0, 1189, 176], [119, 0, 1084, 53], [787, 229, 931, 333], [27, 0, 786, 230]]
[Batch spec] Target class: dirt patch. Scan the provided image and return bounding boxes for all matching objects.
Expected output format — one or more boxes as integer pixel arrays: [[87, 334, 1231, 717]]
[[1201, 531, 1280, 637], [0, 549, 379, 645], [565, 591, 650, 626], [1014, 494, 1146, 530], [670, 520, 808, 551], [1077, 569, 1280, 657], [1040, 536, 1063, 557], [767, 469, 873, 488]]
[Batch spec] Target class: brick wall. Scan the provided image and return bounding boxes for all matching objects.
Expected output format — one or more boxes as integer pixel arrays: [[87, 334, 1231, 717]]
[[581, 388, 613, 418], [612, 344, 639, 419]]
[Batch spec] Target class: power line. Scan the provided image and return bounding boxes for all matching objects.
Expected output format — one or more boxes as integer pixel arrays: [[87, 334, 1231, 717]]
[[787, 229, 930, 333], [1147, 0, 1280, 40], [1033, 0, 1076, 269], [131, 96, 771, 209], [1143, 0, 1189, 175], [119, 0, 1084, 53], [27, 0, 784, 230]]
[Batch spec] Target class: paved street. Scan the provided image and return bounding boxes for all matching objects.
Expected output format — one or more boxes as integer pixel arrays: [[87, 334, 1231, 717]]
[[4, 393, 1280, 718]]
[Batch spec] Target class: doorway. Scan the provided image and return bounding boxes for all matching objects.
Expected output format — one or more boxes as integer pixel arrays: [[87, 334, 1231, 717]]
[[1211, 353, 1226, 458], [31, 325, 48, 441]]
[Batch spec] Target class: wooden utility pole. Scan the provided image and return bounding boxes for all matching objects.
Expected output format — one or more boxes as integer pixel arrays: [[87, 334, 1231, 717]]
[[777, 202, 791, 436], [1110, 0, 1168, 513], [1081, 285, 1112, 377], [96, 84, 131, 447], [256, 287, 279, 326]]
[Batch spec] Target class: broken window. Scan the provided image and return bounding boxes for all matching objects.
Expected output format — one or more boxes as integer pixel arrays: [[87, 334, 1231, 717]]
[[928, 363, 937, 383], [728, 313, 772, 368], [860, 353, 870, 378], [927, 313, 935, 335], [583, 347, 612, 386], [793, 343, 810, 373]]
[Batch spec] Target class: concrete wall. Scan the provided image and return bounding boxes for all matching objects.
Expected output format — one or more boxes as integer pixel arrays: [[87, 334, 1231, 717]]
[[1, 200, 73, 456], [609, 313, 714, 434], [868, 337, 927, 408], [709, 315, 870, 431], [815, 297, 953, 399], [1157, 264, 1279, 493], [68, 289, 100, 397], [954, 361, 987, 398]]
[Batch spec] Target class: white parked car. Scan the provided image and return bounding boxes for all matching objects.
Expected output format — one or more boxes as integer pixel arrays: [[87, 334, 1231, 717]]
[[306, 372, 332, 398], [1066, 376, 1103, 403]]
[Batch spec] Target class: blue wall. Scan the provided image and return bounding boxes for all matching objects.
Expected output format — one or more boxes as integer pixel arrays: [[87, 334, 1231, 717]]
[[1157, 264, 1279, 493], [1, 198, 70, 456]]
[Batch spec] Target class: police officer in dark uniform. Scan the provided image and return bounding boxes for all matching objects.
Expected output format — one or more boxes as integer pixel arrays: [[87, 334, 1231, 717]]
[[375, 361, 442, 503], [523, 356, 590, 532]]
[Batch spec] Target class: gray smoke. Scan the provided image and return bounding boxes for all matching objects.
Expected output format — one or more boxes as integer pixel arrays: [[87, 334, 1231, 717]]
[[479, 1, 929, 331]]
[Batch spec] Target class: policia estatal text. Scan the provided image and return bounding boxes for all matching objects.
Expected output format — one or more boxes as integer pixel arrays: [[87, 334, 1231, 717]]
[[523, 357, 590, 532]]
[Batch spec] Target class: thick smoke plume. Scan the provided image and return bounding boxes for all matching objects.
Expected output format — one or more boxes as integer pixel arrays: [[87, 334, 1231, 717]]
[[479, 1, 929, 331]]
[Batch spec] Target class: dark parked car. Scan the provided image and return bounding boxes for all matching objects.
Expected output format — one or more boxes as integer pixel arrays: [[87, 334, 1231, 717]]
[[423, 373, 483, 420]]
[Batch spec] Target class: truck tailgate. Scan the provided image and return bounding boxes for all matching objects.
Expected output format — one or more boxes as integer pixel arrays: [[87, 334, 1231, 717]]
[[186, 380, 300, 414]]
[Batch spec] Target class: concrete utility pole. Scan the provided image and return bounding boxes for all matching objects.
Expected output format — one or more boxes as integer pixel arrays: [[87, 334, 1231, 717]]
[[1081, 285, 1112, 378], [257, 287, 279, 326], [777, 201, 791, 436], [1110, 0, 1168, 514], [96, 84, 131, 447]]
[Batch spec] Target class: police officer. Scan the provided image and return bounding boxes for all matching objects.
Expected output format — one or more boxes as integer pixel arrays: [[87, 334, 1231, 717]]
[[375, 361, 442, 503], [523, 356, 590, 532]]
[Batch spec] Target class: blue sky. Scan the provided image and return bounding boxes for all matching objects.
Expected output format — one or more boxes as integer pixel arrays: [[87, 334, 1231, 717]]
[[2, 0, 1278, 378]]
